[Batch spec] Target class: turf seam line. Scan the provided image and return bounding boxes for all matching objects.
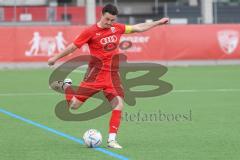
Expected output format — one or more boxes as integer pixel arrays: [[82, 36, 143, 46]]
[[0, 108, 129, 160]]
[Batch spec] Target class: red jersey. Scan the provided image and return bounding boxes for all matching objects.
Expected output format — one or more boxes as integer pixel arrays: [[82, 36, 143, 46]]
[[73, 23, 126, 71]]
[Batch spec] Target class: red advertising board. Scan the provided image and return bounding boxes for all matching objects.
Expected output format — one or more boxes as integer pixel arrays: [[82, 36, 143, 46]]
[[0, 24, 239, 62]]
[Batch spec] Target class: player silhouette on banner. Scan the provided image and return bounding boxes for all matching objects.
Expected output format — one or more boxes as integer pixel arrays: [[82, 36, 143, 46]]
[[55, 32, 67, 53], [25, 32, 41, 56]]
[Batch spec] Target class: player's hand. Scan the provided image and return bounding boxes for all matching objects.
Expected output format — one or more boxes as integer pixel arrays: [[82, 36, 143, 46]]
[[159, 17, 169, 25], [48, 57, 56, 66]]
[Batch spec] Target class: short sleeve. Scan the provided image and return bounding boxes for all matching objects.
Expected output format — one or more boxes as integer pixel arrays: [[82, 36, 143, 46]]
[[116, 23, 126, 34], [73, 28, 92, 48]]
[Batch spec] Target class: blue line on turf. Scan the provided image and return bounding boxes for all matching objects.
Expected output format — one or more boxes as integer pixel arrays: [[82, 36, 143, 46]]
[[0, 108, 129, 160]]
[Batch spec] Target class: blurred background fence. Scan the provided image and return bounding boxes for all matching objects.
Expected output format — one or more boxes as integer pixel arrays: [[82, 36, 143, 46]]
[[0, 0, 239, 25]]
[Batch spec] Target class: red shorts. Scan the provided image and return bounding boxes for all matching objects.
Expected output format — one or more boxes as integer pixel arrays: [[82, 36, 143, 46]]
[[74, 69, 124, 102]]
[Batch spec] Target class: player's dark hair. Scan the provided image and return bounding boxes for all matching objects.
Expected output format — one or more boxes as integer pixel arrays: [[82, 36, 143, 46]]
[[102, 4, 118, 15]]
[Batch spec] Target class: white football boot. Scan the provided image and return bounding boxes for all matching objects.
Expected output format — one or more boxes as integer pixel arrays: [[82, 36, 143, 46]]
[[107, 140, 122, 149]]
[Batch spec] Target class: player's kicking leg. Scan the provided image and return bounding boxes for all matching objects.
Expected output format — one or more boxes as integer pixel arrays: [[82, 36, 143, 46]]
[[50, 79, 83, 109], [107, 96, 124, 149]]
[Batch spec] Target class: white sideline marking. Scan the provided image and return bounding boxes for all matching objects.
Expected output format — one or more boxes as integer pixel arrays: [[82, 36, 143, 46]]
[[0, 93, 56, 96], [172, 89, 240, 93], [0, 89, 240, 96]]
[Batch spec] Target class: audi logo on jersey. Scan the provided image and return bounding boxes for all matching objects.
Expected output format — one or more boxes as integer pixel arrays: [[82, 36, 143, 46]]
[[100, 35, 118, 45]]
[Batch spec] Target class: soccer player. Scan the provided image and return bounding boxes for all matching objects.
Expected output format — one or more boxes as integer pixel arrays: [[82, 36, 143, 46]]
[[48, 4, 169, 149]]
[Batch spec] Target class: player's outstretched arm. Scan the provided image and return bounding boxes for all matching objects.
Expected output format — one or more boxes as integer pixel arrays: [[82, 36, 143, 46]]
[[48, 43, 77, 66], [128, 17, 169, 33]]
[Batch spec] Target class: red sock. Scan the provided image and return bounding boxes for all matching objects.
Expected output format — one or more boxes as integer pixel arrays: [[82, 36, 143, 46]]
[[65, 86, 75, 105], [109, 110, 122, 133]]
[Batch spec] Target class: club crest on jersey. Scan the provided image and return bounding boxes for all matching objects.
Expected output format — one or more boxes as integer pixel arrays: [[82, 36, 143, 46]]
[[96, 33, 101, 36], [111, 27, 116, 33], [217, 30, 239, 54]]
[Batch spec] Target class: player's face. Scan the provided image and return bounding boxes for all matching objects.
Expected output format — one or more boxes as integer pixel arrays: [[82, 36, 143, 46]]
[[101, 12, 116, 28]]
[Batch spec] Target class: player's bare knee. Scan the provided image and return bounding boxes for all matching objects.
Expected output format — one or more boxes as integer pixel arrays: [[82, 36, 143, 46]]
[[111, 96, 123, 105], [114, 103, 124, 110], [111, 98, 124, 110]]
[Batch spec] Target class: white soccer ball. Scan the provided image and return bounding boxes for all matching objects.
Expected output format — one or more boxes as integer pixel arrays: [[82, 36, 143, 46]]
[[83, 129, 102, 148]]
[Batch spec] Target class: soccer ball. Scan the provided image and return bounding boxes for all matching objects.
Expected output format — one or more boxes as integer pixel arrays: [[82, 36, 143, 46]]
[[83, 129, 102, 148]]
